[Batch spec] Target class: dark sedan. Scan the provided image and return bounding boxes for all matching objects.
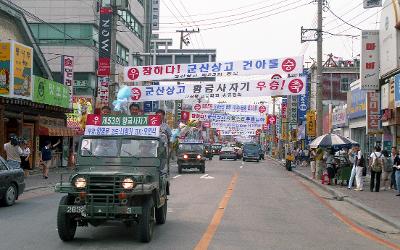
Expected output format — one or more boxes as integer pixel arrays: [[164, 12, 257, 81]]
[[219, 147, 237, 160], [0, 156, 25, 206]]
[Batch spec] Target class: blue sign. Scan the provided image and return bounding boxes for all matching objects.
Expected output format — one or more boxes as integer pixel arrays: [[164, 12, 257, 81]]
[[143, 101, 153, 112], [348, 87, 366, 119], [297, 81, 308, 124], [395, 74, 400, 107]]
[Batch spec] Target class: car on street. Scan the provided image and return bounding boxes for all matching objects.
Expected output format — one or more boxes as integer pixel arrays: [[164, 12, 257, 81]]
[[0, 156, 25, 206], [211, 143, 222, 155], [55, 132, 170, 243], [219, 146, 237, 160], [242, 143, 260, 162], [204, 143, 213, 160], [177, 141, 206, 173]]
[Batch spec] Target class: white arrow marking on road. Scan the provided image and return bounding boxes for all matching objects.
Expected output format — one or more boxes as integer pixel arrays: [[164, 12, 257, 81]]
[[172, 175, 181, 179], [240, 166, 243, 169], [200, 174, 215, 179]]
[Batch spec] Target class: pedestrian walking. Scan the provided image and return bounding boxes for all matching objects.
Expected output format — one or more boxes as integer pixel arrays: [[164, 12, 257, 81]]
[[40, 139, 61, 179], [348, 146, 357, 189], [393, 149, 400, 196], [20, 140, 31, 176], [310, 148, 317, 179], [391, 147, 397, 190], [315, 147, 324, 179], [381, 150, 393, 191], [3, 134, 23, 169], [324, 149, 335, 185], [369, 146, 383, 192], [354, 145, 365, 191]]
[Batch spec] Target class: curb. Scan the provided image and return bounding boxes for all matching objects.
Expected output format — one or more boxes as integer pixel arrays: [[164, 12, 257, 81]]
[[267, 155, 400, 231]]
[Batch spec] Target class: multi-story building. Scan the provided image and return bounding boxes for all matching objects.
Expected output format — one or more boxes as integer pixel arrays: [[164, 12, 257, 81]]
[[13, 0, 152, 98]]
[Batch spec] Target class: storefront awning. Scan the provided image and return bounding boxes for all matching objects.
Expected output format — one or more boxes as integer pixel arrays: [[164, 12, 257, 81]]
[[39, 126, 76, 137]]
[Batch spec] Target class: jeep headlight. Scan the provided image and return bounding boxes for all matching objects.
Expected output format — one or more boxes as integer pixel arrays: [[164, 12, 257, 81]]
[[74, 177, 87, 189], [122, 178, 136, 190]]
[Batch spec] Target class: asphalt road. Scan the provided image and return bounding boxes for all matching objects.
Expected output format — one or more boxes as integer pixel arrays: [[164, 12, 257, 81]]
[[0, 157, 393, 250]]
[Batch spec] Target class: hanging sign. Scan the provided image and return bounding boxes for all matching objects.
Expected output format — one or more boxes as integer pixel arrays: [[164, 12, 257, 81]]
[[124, 56, 303, 82], [61, 55, 74, 107], [192, 103, 268, 113], [126, 76, 306, 103], [290, 95, 298, 125], [361, 30, 380, 90], [366, 91, 381, 134], [210, 122, 261, 129], [98, 7, 112, 77], [84, 114, 161, 136], [306, 110, 316, 137], [267, 115, 277, 125], [188, 112, 266, 124], [97, 76, 110, 108]]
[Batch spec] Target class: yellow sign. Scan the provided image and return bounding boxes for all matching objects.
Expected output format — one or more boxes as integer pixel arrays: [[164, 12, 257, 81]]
[[306, 110, 316, 137], [282, 122, 288, 141], [13, 42, 33, 99], [0, 42, 11, 95]]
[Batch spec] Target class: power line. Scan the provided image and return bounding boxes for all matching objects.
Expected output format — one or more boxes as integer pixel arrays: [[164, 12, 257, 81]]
[[178, 0, 205, 48], [323, 1, 363, 28], [326, 6, 362, 31]]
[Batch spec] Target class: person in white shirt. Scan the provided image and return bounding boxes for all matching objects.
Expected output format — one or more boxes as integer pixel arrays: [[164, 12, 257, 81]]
[[3, 134, 23, 169], [353, 145, 364, 191], [20, 140, 31, 176]]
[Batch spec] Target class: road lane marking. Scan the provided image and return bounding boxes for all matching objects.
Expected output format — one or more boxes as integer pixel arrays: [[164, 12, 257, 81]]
[[194, 173, 238, 250], [200, 174, 215, 179], [296, 177, 400, 250], [172, 175, 182, 179], [200, 174, 208, 178], [240, 165, 243, 169]]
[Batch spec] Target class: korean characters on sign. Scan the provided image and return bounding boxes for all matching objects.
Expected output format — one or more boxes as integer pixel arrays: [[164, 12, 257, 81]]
[[124, 57, 303, 82], [361, 30, 380, 90], [366, 91, 381, 134]]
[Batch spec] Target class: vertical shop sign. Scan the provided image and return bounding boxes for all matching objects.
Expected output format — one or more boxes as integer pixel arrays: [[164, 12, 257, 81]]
[[152, 0, 160, 30], [395, 74, 400, 107], [98, 7, 112, 77], [290, 95, 298, 125], [281, 97, 287, 120], [361, 30, 380, 90], [366, 91, 381, 134], [61, 55, 74, 108], [12, 42, 33, 99], [97, 76, 110, 108], [297, 82, 308, 123], [306, 110, 316, 137], [0, 42, 11, 96]]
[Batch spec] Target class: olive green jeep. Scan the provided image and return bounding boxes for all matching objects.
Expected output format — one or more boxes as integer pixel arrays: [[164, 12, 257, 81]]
[[55, 134, 170, 242]]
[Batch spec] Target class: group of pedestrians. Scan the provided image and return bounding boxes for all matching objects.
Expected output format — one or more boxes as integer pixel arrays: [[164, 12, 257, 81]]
[[343, 145, 400, 196]]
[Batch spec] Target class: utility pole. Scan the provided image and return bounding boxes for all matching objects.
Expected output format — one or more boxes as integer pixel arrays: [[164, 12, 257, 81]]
[[174, 28, 200, 127], [316, 0, 323, 136]]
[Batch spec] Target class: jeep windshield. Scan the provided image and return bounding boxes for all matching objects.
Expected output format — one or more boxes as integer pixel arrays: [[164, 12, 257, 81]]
[[178, 143, 204, 152], [81, 138, 158, 158]]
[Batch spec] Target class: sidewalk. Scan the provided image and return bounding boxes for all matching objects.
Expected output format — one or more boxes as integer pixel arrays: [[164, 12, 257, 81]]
[[292, 162, 400, 229], [24, 167, 73, 192], [266, 156, 400, 229]]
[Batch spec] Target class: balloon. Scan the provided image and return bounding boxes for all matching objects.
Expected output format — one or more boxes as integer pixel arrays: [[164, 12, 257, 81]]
[[117, 86, 131, 99]]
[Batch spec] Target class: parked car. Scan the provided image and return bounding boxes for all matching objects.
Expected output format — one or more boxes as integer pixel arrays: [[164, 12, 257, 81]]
[[0, 156, 25, 206], [219, 147, 237, 160]]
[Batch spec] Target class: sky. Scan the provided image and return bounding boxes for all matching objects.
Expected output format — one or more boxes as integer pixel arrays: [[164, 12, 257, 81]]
[[155, 0, 383, 105]]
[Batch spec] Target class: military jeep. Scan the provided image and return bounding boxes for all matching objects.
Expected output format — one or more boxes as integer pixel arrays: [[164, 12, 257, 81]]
[[55, 134, 170, 243], [177, 141, 205, 174]]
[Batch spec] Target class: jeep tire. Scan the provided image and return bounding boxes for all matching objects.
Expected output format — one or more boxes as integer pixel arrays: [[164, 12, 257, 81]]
[[155, 199, 167, 225], [57, 196, 77, 241], [139, 197, 155, 242]]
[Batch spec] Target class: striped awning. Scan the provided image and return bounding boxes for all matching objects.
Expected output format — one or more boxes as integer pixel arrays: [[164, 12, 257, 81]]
[[309, 133, 359, 149], [39, 126, 76, 137]]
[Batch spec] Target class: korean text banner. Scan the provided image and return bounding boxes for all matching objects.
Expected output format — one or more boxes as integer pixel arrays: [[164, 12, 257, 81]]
[[33, 76, 70, 108], [127, 77, 306, 103], [361, 30, 379, 90], [189, 112, 266, 124], [124, 56, 304, 82], [192, 103, 268, 114], [84, 114, 161, 137]]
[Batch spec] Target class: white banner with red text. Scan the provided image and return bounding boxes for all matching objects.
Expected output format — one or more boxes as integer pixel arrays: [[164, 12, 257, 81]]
[[124, 56, 303, 82], [126, 77, 306, 103], [192, 103, 269, 114], [185, 112, 266, 124]]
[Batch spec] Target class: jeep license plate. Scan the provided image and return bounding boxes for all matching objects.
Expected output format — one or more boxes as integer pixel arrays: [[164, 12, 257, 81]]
[[65, 206, 85, 213]]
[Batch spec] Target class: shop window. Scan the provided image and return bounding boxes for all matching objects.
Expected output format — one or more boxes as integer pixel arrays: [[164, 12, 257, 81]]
[[117, 9, 144, 40], [116, 42, 129, 66]]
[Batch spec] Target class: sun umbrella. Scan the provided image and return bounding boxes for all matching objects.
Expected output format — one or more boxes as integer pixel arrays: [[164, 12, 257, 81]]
[[309, 133, 359, 149]]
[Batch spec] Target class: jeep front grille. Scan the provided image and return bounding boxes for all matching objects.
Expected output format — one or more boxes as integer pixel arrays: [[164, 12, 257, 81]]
[[87, 176, 123, 205]]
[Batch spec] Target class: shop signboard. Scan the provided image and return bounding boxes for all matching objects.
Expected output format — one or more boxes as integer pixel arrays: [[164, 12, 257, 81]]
[[379, 1, 400, 76], [395, 74, 400, 107], [84, 114, 161, 136], [98, 7, 112, 77], [366, 91, 381, 134], [382, 82, 389, 109], [67, 96, 94, 134], [363, 0, 382, 8], [61, 55, 74, 108], [348, 87, 366, 119], [332, 109, 347, 128], [151, 0, 160, 30], [124, 56, 303, 82], [189, 112, 266, 124], [192, 103, 268, 114], [361, 30, 380, 90], [297, 83, 308, 123], [33, 76, 70, 108], [126, 77, 306, 102], [0, 42, 11, 96], [289, 95, 298, 125], [306, 110, 316, 137], [0, 41, 33, 100], [97, 76, 110, 108]]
